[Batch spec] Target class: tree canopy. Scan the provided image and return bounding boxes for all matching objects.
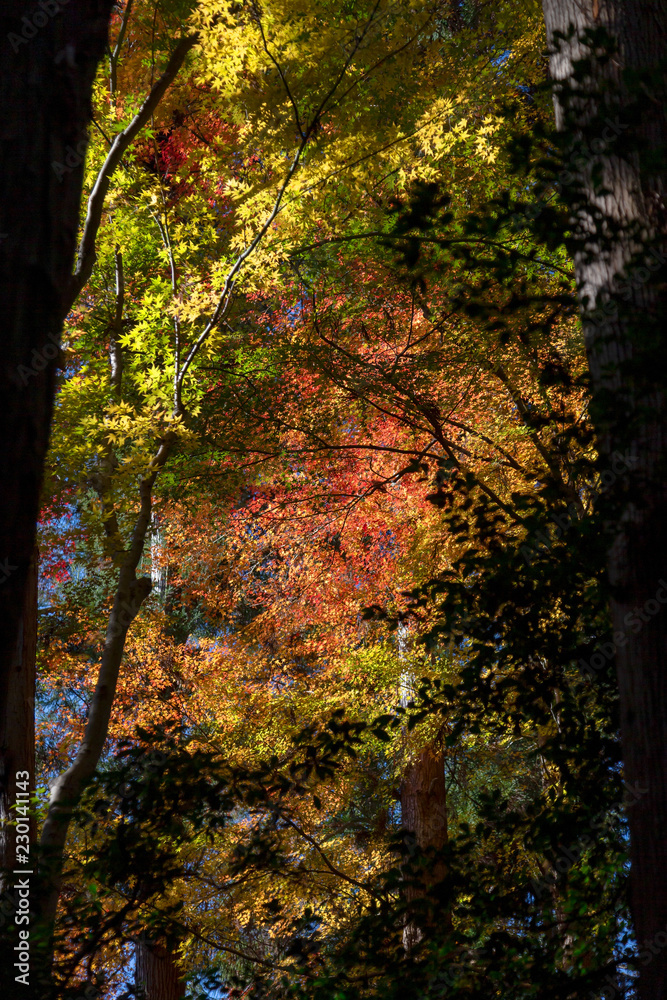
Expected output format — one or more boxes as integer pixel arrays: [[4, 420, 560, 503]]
[[2, 1, 667, 998]]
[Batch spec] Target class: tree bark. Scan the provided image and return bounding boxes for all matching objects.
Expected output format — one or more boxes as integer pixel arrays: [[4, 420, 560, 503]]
[[0, 5, 194, 825], [135, 939, 185, 1000], [1, 24, 113, 984], [37, 568, 152, 924], [400, 745, 448, 948], [540, 3, 667, 997], [0, 0, 114, 792], [0, 16, 195, 986]]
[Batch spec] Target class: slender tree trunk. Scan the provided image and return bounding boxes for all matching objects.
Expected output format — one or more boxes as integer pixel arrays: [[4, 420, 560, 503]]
[[540, 3, 667, 996], [32, 424, 170, 986], [135, 939, 185, 1000], [24, 34, 193, 964], [0, 0, 114, 771], [34, 565, 153, 979], [131, 533, 184, 997]]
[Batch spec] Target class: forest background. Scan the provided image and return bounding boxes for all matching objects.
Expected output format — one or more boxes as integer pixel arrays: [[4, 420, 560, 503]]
[[1, 0, 665, 998]]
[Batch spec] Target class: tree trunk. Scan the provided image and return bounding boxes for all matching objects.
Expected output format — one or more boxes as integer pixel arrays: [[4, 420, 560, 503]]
[[0, 5, 113, 976], [1, 26, 114, 985], [0, 0, 114, 773], [135, 939, 185, 1000], [151, 523, 168, 604], [398, 623, 449, 949], [400, 745, 449, 948], [35, 568, 153, 962], [540, 3, 667, 997]]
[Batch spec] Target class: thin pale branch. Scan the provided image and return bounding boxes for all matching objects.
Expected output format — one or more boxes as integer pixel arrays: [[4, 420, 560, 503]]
[[174, 1, 404, 412], [175, 142, 306, 409], [154, 211, 181, 412], [65, 32, 198, 316], [110, 246, 124, 397], [109, 0, 134, 96], [292, 230, 571, 276]]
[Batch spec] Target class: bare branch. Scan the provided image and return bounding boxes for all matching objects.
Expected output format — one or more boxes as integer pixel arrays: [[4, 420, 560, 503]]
[[174, 2, 402, 412], [154, 211, 181, 413], [253, 9, 304, 138], [109, 0, 134, 97], [65, 33, 198, 317], [110, 246, 124, 397], [291, 230, 571, 277], [38, 433, 174, 939], [281, 815, 382, 898], [175, 142, 305, 409]]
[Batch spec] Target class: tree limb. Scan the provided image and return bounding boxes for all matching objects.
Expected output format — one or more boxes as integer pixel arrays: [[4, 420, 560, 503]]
[[64, 32, 198, 317]]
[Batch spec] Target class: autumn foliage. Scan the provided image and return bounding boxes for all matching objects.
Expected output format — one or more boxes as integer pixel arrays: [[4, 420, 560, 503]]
[[22, 1, 634, 998]]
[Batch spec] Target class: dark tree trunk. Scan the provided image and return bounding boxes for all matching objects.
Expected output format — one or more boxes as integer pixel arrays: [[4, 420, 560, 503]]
[[0, 0, 114, 759], [135, 939, 185, 1000], [1, 10, 114, 994], [400, 746, 448, 948], [0, 19, 196, 986], [540, 3, 667, 997]]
